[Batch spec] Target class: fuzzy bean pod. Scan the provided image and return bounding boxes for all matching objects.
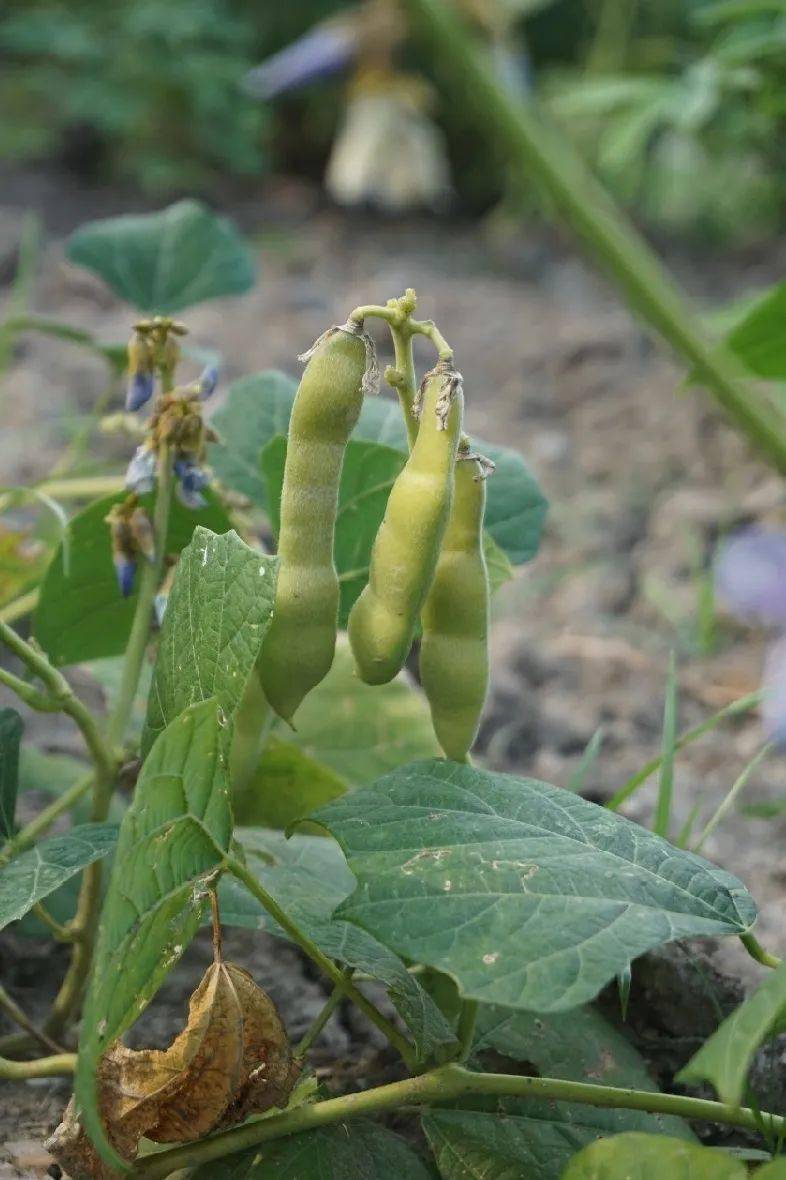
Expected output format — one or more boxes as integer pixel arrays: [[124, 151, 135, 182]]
[[259, 322, 375, 722], [419, 443, 490, 762], [348, 359, 463, 685]]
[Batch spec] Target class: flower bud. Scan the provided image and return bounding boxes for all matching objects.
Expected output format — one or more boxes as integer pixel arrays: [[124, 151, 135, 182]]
[[174, 457, 210, 509], [124, 446, 156, 494], [130, 507, 155, 563], [198, 366, 219, 398], [126, 333, 155, 411], [113, 554, 137, 598]]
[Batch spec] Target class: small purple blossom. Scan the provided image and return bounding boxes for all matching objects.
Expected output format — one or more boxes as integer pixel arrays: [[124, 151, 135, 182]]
[[126, 370, 155, 412], [198, 365, 219, 399], [174, 457, 210, 509], [125, 446, 156, 494], [242, 24, 356, 100], [715, 528, 786, 745], [114, 554, 136, 598]]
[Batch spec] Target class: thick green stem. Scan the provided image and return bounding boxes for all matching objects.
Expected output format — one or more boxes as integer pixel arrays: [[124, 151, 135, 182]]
[[455, 1000, 478, 1062], [132, 1062, 786, 1178], [0, 589, 39, 625], [226, 853, 416, 1071], [401, 0, 786, 474], [389, 326, 420, 449], [0, 1051, 75, 1080], [741, 932, 782, 971]]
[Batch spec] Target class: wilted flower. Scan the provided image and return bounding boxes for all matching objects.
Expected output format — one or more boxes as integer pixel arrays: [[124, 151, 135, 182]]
[[114, 555, 137, 598], [198, 365, 219, 399], [126, 331, 156, 412], [715, 528, 786, 744], [243, 23, 357, 100], [174, 457, 210, 509], [129, 507, 155, 563], [125, 446, 156, 494]]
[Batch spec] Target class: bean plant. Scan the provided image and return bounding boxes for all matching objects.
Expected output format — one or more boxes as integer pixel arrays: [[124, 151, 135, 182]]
[[1, 200, 786, 1180]]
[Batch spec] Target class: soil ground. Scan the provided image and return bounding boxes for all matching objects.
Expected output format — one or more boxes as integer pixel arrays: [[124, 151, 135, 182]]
[[1, 169, 785, 1174]]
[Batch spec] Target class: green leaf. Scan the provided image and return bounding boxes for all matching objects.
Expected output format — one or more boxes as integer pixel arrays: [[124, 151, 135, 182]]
[[0, 823, 117, 929], [220, 829, 456, 1061], [0, 708, 23, 840], [483, 530, 514, 595], [210, 371, 298, 510], [758, 1162, 786, 1179], [232, 737, 347, 830], [66, 200, 256, 314], [33, 489, 231, 666], [261, 435, 407, 625], [191, 1122, 435, 1179], [311, 759, 757, 1012], [76, 699, 231, 1172], [142, 527, 278, 756], [723, 280, 786, 381], [209, 377, 547, 567], [559, 1133, 747, 1179], [677, 957, 786, 1105]]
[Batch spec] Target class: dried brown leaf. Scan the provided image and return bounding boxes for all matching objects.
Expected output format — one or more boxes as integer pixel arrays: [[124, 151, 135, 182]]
[[47, 960, 298, 1179]]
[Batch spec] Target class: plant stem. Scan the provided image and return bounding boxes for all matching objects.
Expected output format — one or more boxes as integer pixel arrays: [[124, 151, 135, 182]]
[[401, 0, 786, 474], [0, 771, 93, 862], [0, 1051, 75, 1080], [225, 853, 417, 1071], [132, 1062, 786, 1178], [389, 326, 420, 449], [0, 589, 39, 626], [606, 690, 762, 811], [455, 1000, 478, 1062], [31, 902, 77, 942], [741, 932, 782, 971], [294, 969, 353, 1059], [693, 742, 774, 854], [106, 445, 173, 751], [0, 983, 64, 1055]]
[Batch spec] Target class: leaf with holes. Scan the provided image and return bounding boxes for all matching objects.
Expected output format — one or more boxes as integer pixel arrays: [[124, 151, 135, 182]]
[[218, 829, 456, 1062], [311, 759, 756, 1012], [76, 699, 231, 1172], [560, 1133, 747, 1179], [142, 528, 278, 756], [191, 1122, 435, 1179], [0, 708, 23, 840], [0, 823, 117, 929], [678, 957, 786, 1105], [33, 489, 231, 666], [66, 200, 255, 313]]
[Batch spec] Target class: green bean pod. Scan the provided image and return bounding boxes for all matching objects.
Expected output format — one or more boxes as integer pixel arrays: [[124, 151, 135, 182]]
[[419, 443, 490, 762], [259, 322, 374, 722], [348, 359, 463, 685]]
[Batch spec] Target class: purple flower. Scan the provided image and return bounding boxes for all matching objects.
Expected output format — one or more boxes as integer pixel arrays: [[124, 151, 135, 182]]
[[174, 457, 209, 509], [126, 371, 155, 412], [125, 446, 156, 494], [198, 365, 219, 399], [114, 554, 136, 598], [242, 24, 356, 100], [715, 528, 786, 744]]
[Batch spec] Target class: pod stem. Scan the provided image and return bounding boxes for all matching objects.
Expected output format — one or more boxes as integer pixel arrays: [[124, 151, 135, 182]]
[[349, 289, 454, 450]]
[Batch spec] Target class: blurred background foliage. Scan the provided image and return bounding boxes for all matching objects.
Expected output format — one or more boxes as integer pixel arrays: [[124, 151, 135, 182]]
[[1, 0, 785, 241]]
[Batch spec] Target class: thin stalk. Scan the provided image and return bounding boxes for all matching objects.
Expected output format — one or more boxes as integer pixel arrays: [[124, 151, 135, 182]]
[[31, 901, 77, 942], [401, 0, 786, 474], [0, 1051, 75, 1080], [132, 1062, 786, 1178], [741, 932, 782, 971], [693, 742, 774, 854], [0, 589, 39, 625], [294, 969, 354, 1058], [607, 690, 762, 811], [106, 444, 173, 750], [0, 983, 64, 1055], [226, 853, 417, 1071], [455, 999, 478, 1062], [389, 326, 420, 448], [654, 652, 677, 838], [0, 771, 92, 862]]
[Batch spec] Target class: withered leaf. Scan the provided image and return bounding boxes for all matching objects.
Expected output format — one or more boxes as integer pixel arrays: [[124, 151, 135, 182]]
[[47, 960, 298, 1179]]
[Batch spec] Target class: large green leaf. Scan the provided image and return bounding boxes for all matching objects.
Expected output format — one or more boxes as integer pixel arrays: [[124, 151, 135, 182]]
[[559, 1133, 746, 1179], [723, 280, 786, 381], [262, 435, 407, 625], [33, 489, 231, 666], [0, 708, 22, 840], [0, 823, 117, 929], [66, 200, 256, 314], [208, 376, 547, 566], [677, 958, 786, 1105], [219, 829, 456, 1062], [191, 1122, 435, 1179], [142, 528, 278, 756], [424, 1001, 692, 1180], [233, 643, 439, 828], [311, 760, 757, 1012], [76, 699, 231, 1171]]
